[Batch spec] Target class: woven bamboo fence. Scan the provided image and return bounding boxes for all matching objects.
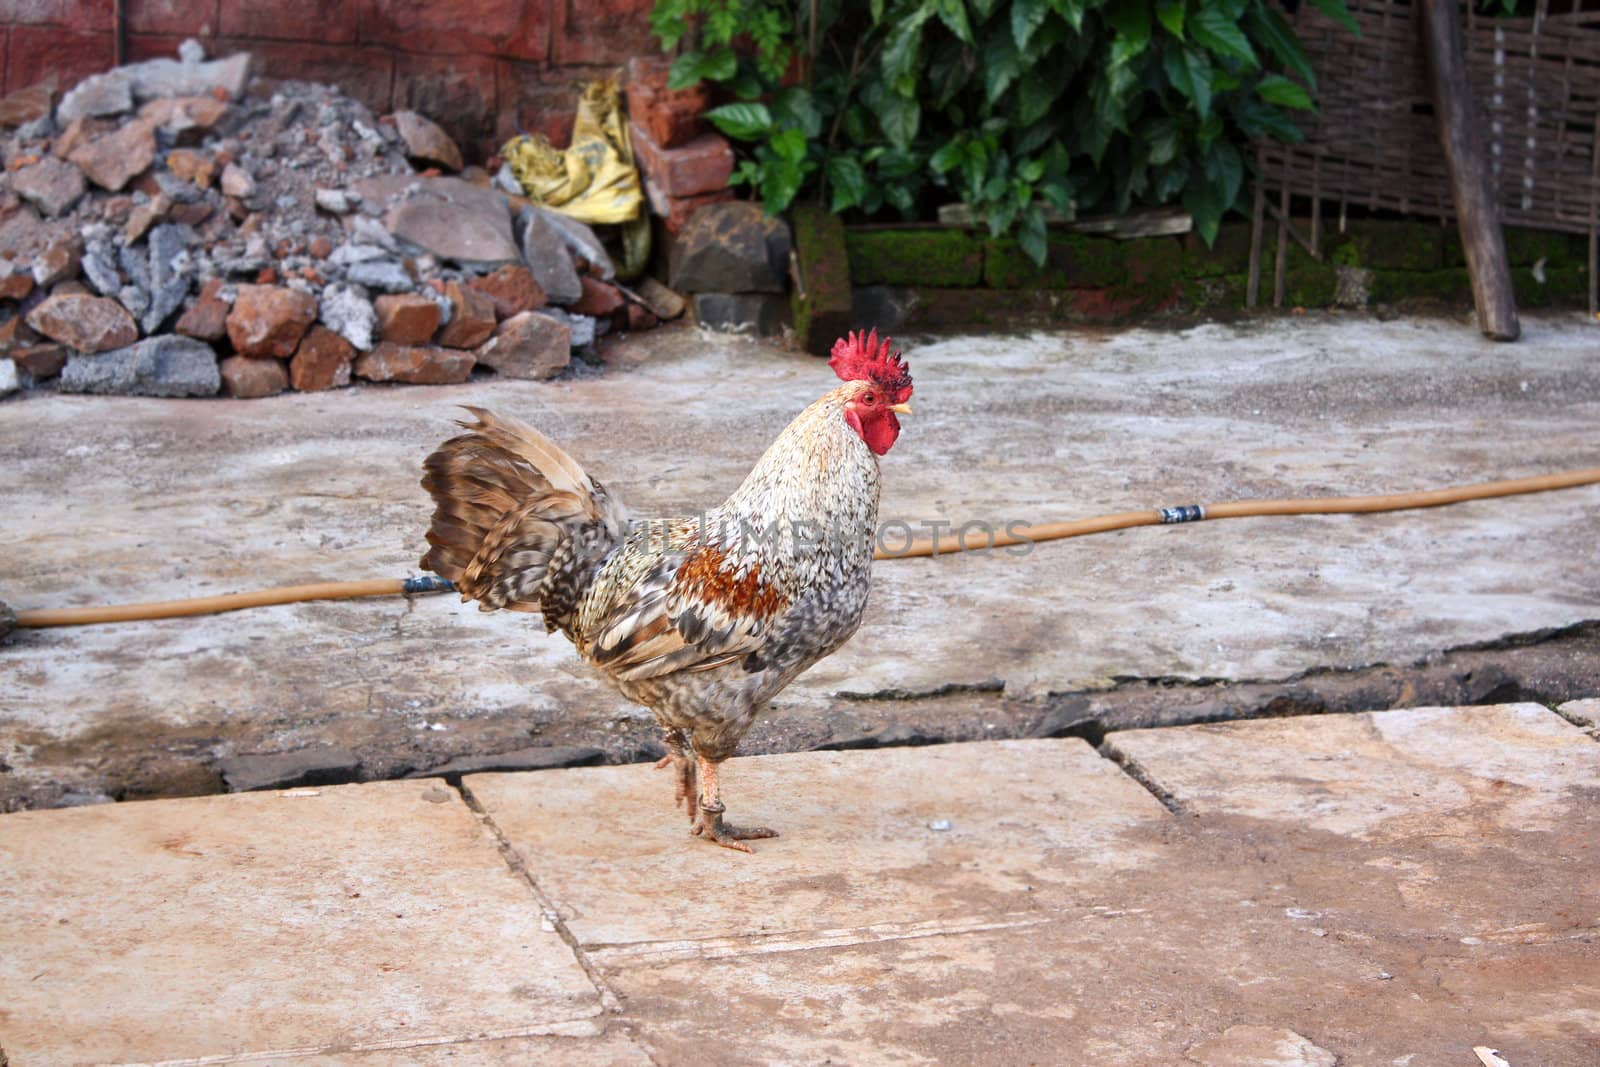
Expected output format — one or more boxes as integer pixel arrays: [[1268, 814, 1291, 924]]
[[1254, 0, 1600, 309]]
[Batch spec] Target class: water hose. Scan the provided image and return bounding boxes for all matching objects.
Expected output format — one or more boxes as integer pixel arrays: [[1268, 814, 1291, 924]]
[[5, 467, 1599, 630]]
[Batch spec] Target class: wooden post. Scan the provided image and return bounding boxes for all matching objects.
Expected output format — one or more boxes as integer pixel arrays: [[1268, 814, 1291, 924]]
[[1418, 0, 1520, 341], [1247, 146, 1266, 308]]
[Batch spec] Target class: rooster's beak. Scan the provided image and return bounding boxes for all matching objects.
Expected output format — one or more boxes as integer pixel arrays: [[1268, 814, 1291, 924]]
[[890, 402, 912, 415]]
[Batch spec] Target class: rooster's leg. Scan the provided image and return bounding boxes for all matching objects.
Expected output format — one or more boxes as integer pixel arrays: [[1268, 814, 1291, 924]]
[[652, 728, 697, 819], [690, 753, 778, 853]]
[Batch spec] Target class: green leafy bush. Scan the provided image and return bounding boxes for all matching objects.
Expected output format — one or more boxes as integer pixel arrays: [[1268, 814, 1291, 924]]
[[650, 0, 1357, 260]]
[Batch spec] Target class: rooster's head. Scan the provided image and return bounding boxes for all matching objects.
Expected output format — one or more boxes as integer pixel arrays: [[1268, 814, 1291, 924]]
[[829, 329, 913, 456]]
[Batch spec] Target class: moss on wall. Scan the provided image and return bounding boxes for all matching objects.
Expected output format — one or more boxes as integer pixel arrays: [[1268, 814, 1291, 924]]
[[845, 230, 984, 287], [842, 219, 1591, 322]]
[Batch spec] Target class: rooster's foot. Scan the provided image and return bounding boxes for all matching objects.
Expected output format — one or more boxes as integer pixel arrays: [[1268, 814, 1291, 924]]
[[653, 751, 698, 819], [690, 799, 778, 853]]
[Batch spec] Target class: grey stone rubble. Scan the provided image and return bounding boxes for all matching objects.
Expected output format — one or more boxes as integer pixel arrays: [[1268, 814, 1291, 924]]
[[58, 48, 251, 123], [59, 335, 221, 397], [0, 40, 679, 400]]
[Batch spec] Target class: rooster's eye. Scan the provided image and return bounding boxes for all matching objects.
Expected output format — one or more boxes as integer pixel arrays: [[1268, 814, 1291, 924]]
[[862, 392, 876, 405]]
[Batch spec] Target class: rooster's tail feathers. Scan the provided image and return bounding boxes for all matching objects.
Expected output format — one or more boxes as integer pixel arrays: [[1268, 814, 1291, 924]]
[[420, 407, 625, 618]]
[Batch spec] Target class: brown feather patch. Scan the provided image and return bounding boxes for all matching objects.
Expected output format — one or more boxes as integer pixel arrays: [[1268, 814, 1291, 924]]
[[672, 543, 788, 620]]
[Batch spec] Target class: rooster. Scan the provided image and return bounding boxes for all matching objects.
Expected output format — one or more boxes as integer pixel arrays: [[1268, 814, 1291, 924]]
[[419, 331, 913, 852]]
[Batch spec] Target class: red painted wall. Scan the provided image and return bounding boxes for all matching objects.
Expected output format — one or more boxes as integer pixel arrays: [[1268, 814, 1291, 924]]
[[0, 0, 658, 159]]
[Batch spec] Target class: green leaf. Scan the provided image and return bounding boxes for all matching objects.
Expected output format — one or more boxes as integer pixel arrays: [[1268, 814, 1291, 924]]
[[649, 0, 689, 51], [760, 157, 807, 214], [1236, 95, 1305, 142], [667, 47, 739, 89], [1039, 177, 1073, 214], [984, 25, 1024, 104], [1012, 0, 1050, 50], [936, 0, 974, 45], [1017, 205, 1048, 265], [1142, 115, 1182, 166], [878, 92, 920, 150], [1163, 44, 1213, 118], [961, 139, 991, 195], [1255, 74, 1313, 110], [1156, 0, 1185, 39], [1018, 157, 1046, 182], [772, 87, 824, 138], [826, 154, 869, 212], [704, 102, 773, 140], [1191, 7, 1257, 66], [1016, 70, 1062, 126], [666, 53, 703, 91], [1107, 3, 1152, 67], [882, 9, 933, 96], [1307, 0, 1361, 36], [1203, 141, 1244, 208], [930, 138, 965, 174], [1245, 5, 1316, 89], [769, 126, 809, 164], [1050, 0, 1085, 33], [730, 71, 765, 100], [1183, 175, 1224, 246]]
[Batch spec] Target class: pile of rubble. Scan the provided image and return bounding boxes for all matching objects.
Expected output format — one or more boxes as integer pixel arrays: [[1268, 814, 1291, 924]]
[[0, 42, 683, 400]]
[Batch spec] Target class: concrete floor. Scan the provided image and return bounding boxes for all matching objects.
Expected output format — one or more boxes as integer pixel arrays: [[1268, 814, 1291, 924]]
[[2, 312, 1600, 807], [2, 701, 1596, 1065]]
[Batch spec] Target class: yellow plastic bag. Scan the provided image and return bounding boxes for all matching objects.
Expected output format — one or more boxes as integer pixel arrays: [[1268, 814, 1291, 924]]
[[502, 79, 642, 227]]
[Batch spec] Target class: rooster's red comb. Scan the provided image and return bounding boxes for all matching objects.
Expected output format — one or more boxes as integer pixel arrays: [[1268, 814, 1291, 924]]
[[828, 329, 912, 403]]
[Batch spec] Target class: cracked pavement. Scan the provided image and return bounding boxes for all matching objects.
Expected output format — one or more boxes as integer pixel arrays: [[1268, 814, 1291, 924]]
[[2, 313, 1599, 808]]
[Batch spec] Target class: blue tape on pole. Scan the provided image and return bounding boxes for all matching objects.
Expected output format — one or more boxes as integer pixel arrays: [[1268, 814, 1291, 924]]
[[403, 575, 456, 595], [1159, 505, 1206, 524]]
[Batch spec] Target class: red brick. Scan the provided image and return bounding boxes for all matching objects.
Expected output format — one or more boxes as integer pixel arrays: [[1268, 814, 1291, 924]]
[[11, 342, 68, 379], [550, 0, 654, 65], [353, 342, 474, 384], [219, 0, 357, 43], [5, 26, 112, 96], [626, 57, 706, 149], [494, 62, 576, 150], [4, 0, 113, 30], [219, 354, 289, 398], [393, 52, 497, 165], [374, 292, 442, 345], [570, 276, 623, 317], [289, 325, 354, 391], [362, 0, 547, 60], [629, 123, 732, 198], [436, 280, 496, 349], [467, 263, 545, 320], [176, 278, 229, 341], [124, 0, 216, 36]]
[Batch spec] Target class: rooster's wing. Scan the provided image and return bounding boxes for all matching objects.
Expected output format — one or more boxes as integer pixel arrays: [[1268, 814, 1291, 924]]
[[580, 526, 792, 683]]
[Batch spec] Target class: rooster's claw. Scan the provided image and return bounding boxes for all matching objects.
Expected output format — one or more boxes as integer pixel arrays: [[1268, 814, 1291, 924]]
[[691, 800, 778, 853]]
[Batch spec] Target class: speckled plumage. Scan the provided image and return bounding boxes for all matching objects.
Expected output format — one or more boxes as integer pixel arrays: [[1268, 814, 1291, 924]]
[[420, 380, 886, 765]]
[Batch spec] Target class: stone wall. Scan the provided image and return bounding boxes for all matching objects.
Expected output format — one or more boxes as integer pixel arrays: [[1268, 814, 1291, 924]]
[[0, 0, 657, 159], [842, 221, 1592, 329]]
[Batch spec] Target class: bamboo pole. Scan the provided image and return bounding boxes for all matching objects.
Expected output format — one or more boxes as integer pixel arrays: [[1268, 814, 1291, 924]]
[[1418, 0, 1521, 341]]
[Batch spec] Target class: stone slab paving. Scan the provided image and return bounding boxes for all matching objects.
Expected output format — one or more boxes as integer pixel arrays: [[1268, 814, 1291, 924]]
[[1559, 697, 1599, 732], [0, 780, 607, 1066], [1, 704, 1596, 1066], [462, 739, 1174, 948]]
